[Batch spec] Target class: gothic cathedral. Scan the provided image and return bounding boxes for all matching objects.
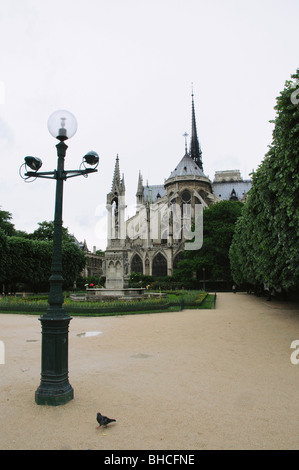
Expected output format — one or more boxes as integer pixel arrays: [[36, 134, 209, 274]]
[[104, 93, 251, 288]]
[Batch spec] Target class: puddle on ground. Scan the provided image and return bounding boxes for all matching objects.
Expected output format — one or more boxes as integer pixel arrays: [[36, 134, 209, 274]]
[[131, 353, 152, 359], [77, 331, 102, 338]]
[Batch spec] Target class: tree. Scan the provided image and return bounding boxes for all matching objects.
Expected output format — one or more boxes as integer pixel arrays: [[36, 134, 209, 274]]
[[0, 212, 86, 292], [5, 237, 52, 292], [3, 236, 86, 292], [175, 200, 243, 284], [0, 208, 15, 236], [27, 221, 76, 243], [62, 241, 86, 288], [229, 68, 299, 291], [0, 229, 8, 288]]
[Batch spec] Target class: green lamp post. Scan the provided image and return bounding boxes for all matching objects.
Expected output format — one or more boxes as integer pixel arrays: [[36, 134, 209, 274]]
[[20, 110, 99, 406]]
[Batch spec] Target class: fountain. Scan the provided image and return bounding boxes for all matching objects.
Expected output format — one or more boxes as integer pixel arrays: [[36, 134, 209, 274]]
[[85, 287, 146, 300]]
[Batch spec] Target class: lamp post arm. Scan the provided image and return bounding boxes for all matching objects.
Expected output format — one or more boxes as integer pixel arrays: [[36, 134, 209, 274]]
[[64, 168, 98, 179], [25, 171, 56, 179], [25, 167, 98, 181]]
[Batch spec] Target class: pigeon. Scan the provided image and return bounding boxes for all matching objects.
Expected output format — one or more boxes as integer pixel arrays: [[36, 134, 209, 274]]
[[96, 412, 116, 428]]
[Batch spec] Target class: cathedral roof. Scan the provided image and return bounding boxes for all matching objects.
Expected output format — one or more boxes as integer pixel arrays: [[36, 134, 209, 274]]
[[143, 184, 166, 202], [166, 151, 206, 180], [212, 180, 252, 201]]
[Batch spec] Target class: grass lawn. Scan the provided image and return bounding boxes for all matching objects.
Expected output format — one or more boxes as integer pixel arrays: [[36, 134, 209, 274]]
[[0, 291, 215, 316]]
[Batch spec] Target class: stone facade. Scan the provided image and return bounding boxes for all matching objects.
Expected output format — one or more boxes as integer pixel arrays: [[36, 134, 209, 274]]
[[79, 240, 104, 279]]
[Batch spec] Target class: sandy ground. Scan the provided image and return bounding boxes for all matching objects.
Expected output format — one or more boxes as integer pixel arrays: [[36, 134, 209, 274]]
[[1, 292, 299, 450]]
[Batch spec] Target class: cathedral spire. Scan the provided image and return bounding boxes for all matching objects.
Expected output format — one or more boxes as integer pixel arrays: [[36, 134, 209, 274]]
[[111, 154, 121, 192], [190, 89, 203, 171], [136, 171, 144, 207], [136, 171, 143, 196]]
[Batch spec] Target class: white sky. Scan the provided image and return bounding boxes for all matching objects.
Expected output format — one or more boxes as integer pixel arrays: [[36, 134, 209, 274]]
[[0, 0, 298, 250]]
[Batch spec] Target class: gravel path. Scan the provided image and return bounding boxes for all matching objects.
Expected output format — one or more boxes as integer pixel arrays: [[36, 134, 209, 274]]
[[1, 292, 299, 450]]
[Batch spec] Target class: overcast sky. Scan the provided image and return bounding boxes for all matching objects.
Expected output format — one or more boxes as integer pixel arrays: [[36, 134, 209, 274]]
[[0, 0, 298, 250]]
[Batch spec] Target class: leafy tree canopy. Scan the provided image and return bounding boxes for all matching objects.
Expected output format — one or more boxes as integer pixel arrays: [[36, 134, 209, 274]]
[[0, 212, 86, 292], [229, 68, 299, 291], [175, 200, 243, 282], [0, 207, 15, 236], [27, 220, 77, 243]]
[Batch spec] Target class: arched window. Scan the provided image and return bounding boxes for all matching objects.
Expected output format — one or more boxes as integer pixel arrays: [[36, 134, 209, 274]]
[[111, 198, 119, 238], [229, 189, 238, 201], [145, 257, 150, 275], [173, 252, 184, 270], [152, 253, 167, 277], [115, 261, 122, 278], [131, 254, 143, 274], [108, 261, 115, 276]]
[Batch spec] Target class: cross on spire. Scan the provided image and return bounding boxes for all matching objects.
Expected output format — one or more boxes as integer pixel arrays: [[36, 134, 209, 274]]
[[183, 132, 189, 154]]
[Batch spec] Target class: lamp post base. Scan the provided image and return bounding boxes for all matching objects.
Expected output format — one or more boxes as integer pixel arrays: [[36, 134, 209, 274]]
[[35, 383, 74, 406], [35, 315, 74, 406]]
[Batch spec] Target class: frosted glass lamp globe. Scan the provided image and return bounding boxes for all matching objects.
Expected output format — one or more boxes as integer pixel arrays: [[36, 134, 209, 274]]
[[47, 110, 78, 140]]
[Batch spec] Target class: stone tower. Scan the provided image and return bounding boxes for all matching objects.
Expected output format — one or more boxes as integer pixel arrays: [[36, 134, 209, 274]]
[[104, 155, 129, 288]]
